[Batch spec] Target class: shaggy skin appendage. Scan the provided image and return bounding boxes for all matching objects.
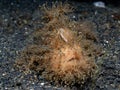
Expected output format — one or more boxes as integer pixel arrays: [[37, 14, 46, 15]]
[[16, 2, 101, 87]]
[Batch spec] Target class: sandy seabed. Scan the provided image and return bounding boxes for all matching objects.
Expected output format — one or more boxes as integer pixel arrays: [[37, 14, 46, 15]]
[[0, 0, 120, 90]]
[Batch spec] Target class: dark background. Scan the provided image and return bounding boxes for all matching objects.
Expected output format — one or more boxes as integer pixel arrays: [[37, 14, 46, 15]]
[[0, 0, 120, 6], [74, 0, 120, 6]]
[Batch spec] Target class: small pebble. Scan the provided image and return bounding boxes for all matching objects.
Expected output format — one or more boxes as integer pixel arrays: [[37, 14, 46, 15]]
[[72, 15, 76, 18], [2, 73, 6, 76], [93, 1, 105, 8], [40, 82, 45, 86]]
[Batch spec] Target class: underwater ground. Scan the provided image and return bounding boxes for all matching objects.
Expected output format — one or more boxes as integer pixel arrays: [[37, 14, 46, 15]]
[[0, 0, 120, 90]]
